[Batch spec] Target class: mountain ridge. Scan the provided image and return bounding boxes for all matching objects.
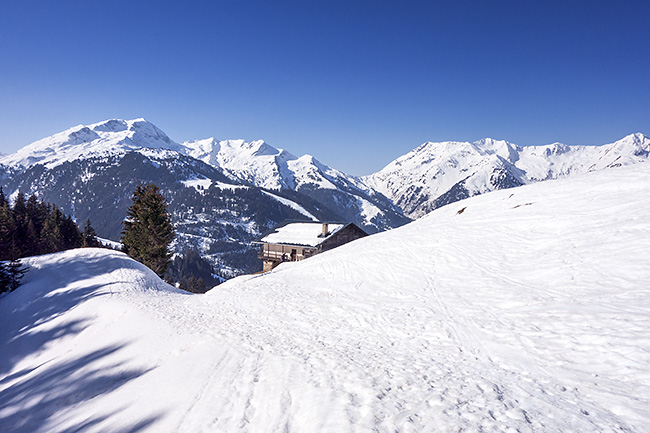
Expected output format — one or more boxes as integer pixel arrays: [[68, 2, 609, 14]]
[[364, 132, 649, 218], [0, 119, 410, 275], [0, 119, 411, 233], [1, 118, 647, 248]]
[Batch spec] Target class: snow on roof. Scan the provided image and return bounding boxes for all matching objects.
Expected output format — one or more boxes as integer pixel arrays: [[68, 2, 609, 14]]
[[258, 222, 346, 247]]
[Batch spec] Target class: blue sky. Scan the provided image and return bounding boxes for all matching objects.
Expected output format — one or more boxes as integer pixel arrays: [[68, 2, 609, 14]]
[[1, 0, 649, 175]]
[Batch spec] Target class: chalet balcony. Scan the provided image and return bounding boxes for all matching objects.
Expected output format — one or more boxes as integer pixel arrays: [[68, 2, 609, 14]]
[[257, 245, 315, 262]]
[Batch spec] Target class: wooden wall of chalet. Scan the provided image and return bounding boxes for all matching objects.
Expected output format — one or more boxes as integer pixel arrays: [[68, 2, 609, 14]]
[[320, 224, 368, 252]]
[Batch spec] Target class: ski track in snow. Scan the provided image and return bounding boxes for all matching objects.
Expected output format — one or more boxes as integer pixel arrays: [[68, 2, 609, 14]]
[[1, 164, 649, 432]]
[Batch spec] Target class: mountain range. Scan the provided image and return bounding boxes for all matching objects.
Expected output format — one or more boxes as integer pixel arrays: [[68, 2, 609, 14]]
[[1, 118, 648, 274], [365, 134, 650, 218], [2, 162, 649, 431]]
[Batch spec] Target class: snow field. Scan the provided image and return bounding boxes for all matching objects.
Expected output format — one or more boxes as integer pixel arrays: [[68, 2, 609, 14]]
[[1, 163, 649, 432]]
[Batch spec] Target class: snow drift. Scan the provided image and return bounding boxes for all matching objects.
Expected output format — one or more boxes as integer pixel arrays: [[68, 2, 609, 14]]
[[1, 163, 649, 432]]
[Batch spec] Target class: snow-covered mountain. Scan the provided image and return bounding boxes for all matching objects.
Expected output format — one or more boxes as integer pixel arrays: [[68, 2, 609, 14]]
[[0, 118, 184, 169], [0, 119, 408, 275], [2, 163, 649, 432], [365, 133, 650, 218], [0, 119, 410, 234], [183, 138, 297, 190], [183, 137, 409, 231], [2, 118, 648, 275]]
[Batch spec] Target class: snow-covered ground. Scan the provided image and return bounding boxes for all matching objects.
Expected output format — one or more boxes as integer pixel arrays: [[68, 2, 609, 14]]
[[261, 191, 318, 221], [96, 237, 123, 250], [1, 164, 649, 432]]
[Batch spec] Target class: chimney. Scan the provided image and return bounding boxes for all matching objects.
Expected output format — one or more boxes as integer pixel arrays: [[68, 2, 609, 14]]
[[321, 223, 329, 237]]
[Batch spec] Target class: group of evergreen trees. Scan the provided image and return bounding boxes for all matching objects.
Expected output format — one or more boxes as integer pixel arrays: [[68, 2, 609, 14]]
[[2, 182, 215, 294], [0, 188, 100, 293]]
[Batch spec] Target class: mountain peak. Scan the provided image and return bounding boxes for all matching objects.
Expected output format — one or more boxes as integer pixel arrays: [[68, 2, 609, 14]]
[[89, 118, 130, 133], [473, 137, 515, 149], [619, 132, 649, 145], [0, 118, 182, 169]]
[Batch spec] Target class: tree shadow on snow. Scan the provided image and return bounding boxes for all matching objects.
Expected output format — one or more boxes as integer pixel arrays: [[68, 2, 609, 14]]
[[0, 251, 181, 376], [0, 281, 115, 376], [0, 251, 173, 431], [0, 343, 162, 432]]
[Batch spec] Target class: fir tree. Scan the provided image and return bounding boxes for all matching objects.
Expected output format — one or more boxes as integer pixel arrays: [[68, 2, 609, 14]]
[[60, 214, 83, 250], [0, 261, 10, 293], [23, 219, 39, 257], [25, 194, 48, 247], [0, 200, 18, 261], [40, 205, 64, 254], [82, 218, 100, 247], [0, 258, 26, 293], [11, 192, 28, 256], [7, 258, 27, 292], [0, 186, 7, 208], [121, 183, 175, 277]]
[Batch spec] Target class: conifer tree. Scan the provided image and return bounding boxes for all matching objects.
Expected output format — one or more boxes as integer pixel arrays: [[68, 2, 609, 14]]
[[121, 183, 175, 277], [0, 261, 10, 293], [40, 205, 64, 254], [0, 186, 7, 208], [12, 192, 28, 255], [60, 215, 83, 250], [0, 199, 18, 261], [82, 219, 100, 247], [7, 258, 26, 292], [12, 192, 27, 223], [25, 194, 48, 252]]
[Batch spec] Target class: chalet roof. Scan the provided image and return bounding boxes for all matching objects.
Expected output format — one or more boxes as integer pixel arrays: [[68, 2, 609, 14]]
[[255, 221, 347, 248]]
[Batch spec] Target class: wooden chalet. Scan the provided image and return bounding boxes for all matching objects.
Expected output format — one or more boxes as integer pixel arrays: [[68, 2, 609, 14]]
[[253, 221, 368, 272]]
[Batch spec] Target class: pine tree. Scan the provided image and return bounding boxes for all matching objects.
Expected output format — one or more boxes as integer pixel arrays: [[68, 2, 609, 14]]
[[7, 258, 27, 292], [0, 200, 18, 261], [40, 205, 64, 254], [0, 261, 10, 293], [25, 194, 48, 255], [23, 219, 39, 257], [82, 218, 100, 247], [11, 192, 27, 257], [121, 183, 175, 277], [60, 215, 83, 250], [0, 186, 7, 208]]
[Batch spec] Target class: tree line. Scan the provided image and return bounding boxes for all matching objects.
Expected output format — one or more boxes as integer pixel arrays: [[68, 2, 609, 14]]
[[2, 182, 219, 295], [0, 188, 101, 293]]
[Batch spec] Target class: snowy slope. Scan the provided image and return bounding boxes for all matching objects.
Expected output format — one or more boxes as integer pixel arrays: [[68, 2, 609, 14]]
[[366, 133, 650, 218], [261, 190, 318, 221], [183, 138, 300, 190], [2, 163, 649, 432]]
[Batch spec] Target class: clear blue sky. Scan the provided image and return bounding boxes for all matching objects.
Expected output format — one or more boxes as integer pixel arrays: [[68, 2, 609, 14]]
[[1, 0, 649, 175]]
